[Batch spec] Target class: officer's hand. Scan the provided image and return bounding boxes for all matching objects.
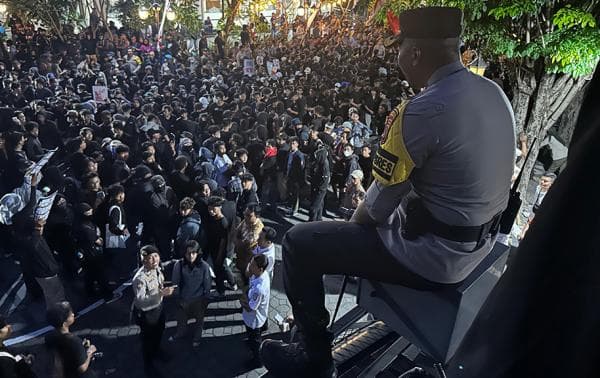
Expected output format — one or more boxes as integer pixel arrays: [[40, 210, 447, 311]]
[[161, 287, 175, 297]]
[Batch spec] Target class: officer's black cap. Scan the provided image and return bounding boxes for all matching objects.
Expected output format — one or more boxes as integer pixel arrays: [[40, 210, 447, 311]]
[[385, 7, 463, 47]]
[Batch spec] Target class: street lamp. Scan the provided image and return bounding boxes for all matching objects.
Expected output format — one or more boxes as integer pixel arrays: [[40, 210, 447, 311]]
[[296, 5, 305, 17], [138, 6, 150, 20], [166, 7, 176, 21]]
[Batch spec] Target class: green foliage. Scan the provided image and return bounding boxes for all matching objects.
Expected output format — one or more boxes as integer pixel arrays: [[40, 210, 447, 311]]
[[488, 0, 543, 20], [114, 0, 146, 32], [372, 0, 600, 77], [173, 0, 203, 37], [5, 0, 84, 38], [553, 5, 596, 29]]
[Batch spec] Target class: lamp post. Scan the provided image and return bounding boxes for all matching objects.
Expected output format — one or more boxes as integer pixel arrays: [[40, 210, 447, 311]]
[[138, 1, 176, 51]]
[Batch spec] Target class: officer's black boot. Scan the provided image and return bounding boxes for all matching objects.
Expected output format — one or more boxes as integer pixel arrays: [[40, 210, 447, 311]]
[[259, 334, 337, 378]]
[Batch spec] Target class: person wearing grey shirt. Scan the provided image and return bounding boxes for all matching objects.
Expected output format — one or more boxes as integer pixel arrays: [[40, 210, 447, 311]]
[[169, 240, 212, 347], [260, 7, 515, 378], [132, 245, 174, 374]]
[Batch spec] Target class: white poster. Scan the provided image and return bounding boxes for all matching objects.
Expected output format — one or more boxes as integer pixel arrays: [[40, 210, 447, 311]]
[[267, 61, 279, 80], [92, 85, 109, 103], [243, 59, 255, 77], [34, 192, 57, 222], [30, 148, 58, 176]]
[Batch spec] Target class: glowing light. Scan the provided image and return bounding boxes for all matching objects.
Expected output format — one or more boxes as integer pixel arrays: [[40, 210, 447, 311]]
[[138, 6, 150, 20], [166, 8, 176, 21], [0, 3, 7, 13], [297, 5, 305, 17]]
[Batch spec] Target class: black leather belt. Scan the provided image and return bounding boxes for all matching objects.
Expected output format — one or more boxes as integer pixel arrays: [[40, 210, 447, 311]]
[[402, 196, 502, 245], [427, 212, 502, 244]]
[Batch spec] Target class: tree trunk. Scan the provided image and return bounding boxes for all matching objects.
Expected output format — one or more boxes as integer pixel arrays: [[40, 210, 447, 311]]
[[516, 69, 594, 201], [223, 0, 241, 43], [516, 73, 554, 197], [512, 69, 535, 134]]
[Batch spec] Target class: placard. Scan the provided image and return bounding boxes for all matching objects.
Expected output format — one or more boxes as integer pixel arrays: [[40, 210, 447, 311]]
[[243, 59, 255, 76], [34, 192, 57, 222], [92, 85, 109, 103]]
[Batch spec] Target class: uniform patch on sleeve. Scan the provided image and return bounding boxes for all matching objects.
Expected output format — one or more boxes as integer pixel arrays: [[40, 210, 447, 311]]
[[372, 101, 415, 186], [372, 148, 398, 181]]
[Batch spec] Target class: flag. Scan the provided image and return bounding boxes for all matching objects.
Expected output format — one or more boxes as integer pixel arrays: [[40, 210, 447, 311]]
[[387, 10, 400, 35]]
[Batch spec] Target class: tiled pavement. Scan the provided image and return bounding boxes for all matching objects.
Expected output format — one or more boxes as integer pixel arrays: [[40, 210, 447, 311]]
[[6, 208, 359, 378]]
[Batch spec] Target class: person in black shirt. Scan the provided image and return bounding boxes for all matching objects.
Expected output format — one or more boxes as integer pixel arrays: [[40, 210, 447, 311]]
[[308, 141, 330, 222], [240, 25, 251, 47], [205, 196, 236, 296], [74, 203, 113, 300], [237, 173, 259, 218], [208, 92, 227, 125], [358, 145, 373, 188], [214, 31, 225, 59], [45, 301, 97, 378], [23, 122, 45, 162]]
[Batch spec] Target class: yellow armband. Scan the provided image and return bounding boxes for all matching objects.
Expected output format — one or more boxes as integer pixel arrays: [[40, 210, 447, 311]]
[[372, 101, 415, 186]]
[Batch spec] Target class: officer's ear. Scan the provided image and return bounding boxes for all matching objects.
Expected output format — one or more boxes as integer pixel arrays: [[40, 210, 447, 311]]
[[410, 45, 422, 67]]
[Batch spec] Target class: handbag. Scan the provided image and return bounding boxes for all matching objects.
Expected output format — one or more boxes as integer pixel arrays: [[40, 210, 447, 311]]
[[105, 205, 129, 249]]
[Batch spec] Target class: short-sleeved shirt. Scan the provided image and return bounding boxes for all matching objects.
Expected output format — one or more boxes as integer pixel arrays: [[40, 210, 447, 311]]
[[132, 267, 164, 311], [365, 61, 515, 283], [44, 330, 91, 378], [242, 271, 271, 329], [253, 244, 275, 278]]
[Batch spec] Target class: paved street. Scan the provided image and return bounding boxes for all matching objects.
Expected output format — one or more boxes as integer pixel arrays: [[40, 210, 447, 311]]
[[1, 208, 358, 377]]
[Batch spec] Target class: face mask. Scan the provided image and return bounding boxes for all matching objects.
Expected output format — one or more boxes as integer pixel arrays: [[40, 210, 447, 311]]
[[343, 150, 353, 157]]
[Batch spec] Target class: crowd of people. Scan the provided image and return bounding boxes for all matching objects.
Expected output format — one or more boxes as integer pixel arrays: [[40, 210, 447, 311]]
[[0, 10, 417, 377]]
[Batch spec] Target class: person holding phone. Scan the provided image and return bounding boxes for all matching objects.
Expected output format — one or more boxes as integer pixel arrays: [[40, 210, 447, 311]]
[[132, 245, 174, 375], [45, 302, 97, 378]]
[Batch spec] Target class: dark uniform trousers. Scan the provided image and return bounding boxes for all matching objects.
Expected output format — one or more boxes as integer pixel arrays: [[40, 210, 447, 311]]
[[245, 325, 263, 361], [137, 305, 166, 368], [282, 221, 452, 357], [308, 179, 329, 221]]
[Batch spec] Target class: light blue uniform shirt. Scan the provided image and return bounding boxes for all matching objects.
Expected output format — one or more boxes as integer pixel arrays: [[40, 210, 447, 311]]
[[242, 271, 271, 329], [365, 61, 515, 283]]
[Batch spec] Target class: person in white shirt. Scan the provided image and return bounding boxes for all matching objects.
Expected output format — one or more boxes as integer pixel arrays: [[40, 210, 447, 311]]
[[252, 226, 277, 279], [240, 254, 270, 367], [213, 141, 233, 188]]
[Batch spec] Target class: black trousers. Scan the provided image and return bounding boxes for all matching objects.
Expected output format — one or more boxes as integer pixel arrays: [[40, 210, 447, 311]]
[[287, 179, 302, 213], [207, 245, 235, 294], [282, 221, 447, 356], [138, 305, 165, 367], [83, 253, 111, 298], [308, 181, 329, 221], [245, 325, 263, 360]]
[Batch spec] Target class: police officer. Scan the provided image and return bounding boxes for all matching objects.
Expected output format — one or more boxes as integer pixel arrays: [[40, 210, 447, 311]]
[[308, 139, 331, 221], [260, 7, 515, 377], [132, 245, 174, 375]]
